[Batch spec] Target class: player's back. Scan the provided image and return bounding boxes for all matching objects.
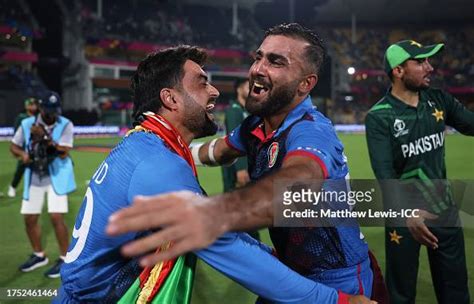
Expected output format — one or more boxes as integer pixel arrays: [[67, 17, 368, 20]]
[[57, 131, 199, 303]]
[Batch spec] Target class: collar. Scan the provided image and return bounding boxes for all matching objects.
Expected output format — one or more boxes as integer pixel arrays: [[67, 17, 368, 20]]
[[231, 100, 244, 109], [250, 96, 314, 143], [386, 87, 427, 111], [136, 112, 197, 176]]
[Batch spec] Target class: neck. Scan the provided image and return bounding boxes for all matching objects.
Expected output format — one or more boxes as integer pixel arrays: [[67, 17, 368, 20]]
[[262, 95, 306, 136], [237, 96, 245, 108], [41, 115, 56, 126], [159, 112, 194, 145], [391, 82, 419, 107], [263, 112, 287, 136]]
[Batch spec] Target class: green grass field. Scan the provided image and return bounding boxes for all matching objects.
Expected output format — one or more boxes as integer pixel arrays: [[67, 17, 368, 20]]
[[0, 134, 472, 303]]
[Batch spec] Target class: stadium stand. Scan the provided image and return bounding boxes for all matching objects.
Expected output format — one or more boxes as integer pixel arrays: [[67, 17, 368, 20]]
[[0, 3, 473, 304], [1, 0, 473, 126], [317, 26, 474, 123]]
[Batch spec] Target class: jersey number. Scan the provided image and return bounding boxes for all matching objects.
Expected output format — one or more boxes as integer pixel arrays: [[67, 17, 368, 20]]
[[64, 187, 94, 263]]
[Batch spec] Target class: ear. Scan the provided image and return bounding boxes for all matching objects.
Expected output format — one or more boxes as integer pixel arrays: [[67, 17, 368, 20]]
[[392, 66, 404, 79], [299, 74, 318, 95], [159, 88, 178, 111]]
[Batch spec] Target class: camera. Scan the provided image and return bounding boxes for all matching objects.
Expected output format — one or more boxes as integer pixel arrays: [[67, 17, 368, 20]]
[[28, 125, 58, 178]]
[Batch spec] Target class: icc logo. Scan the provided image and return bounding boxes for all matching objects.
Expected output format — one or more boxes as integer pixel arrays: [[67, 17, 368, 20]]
[[394, 119, 405, 132], [393, 118, 408, 138]]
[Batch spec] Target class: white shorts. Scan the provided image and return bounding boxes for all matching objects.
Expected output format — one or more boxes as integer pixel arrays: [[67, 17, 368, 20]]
[[21, 185, 68, 214]]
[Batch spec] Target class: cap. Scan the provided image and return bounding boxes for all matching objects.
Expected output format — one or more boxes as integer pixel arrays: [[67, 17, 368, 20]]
[[383, 40, 444, 74], [24, 97, 37, 106], [38, 91, 61, 113]]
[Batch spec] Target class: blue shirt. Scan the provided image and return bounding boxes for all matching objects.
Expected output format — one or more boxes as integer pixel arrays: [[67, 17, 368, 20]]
[[56, 131, 339, 303], [226, 96, 369, 274]]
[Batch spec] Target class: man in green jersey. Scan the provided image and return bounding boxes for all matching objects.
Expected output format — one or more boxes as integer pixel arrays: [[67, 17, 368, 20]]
[[221, 78, 260, 242], [7, 97, 39, 197], [222, 78, 250, 192], [365, 40, 474, 304]]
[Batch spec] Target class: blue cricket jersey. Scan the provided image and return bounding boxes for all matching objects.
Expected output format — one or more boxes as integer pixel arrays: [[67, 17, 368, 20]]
[[226, 96, 372, 296], [56, 131, 340, 303]]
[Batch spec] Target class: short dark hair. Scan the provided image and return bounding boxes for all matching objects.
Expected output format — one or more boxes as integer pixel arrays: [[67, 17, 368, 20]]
[[131, 45, 207, 122], [264, 23, 326, 74]]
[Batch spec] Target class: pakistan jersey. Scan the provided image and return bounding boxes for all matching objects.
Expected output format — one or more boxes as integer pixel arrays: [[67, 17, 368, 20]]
[[365, 87, 474, 213]]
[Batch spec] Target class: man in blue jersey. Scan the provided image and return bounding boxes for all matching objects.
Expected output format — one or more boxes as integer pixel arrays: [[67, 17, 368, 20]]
[[107, 24, 380, 303], [57, 46, 373, 304]]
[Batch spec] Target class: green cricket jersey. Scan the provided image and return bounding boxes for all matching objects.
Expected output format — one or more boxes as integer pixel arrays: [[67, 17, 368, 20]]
[[365, 87, 474, 213], [222, 100, 248, 192], [14, 112, 29, 130]]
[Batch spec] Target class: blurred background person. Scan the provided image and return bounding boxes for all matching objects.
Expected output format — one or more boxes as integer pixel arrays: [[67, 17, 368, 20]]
[[7, 97, 39, 197], [221, 78, 260, 241], [222, 78, 250, 192]]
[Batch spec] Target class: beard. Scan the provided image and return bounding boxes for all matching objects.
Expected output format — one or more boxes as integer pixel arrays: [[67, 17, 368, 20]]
[[402, 74, 429, 92], [182, 92, 218, 139], [245, 79, 300, 117]]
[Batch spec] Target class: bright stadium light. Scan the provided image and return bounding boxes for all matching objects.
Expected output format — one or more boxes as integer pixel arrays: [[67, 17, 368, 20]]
[[347, 67, 356, 75]]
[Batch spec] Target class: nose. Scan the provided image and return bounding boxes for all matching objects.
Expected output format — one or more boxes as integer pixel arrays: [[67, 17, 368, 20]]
[[424, 60, 434, 72], [209, 84, 220, 99], [250, 59, 266, 78]]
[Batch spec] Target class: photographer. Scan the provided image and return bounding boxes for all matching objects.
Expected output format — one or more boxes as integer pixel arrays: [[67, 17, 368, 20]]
[[10, 91, 76, 279]]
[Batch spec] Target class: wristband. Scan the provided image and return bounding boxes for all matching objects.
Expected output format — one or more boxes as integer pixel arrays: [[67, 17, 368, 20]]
[[191, 143, 204, 166], [208, 138, 218, 164]]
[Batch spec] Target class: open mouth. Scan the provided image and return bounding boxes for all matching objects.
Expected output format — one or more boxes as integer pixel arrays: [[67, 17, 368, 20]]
[[250, 81, 270, 99], [205, 103, 215, 119]]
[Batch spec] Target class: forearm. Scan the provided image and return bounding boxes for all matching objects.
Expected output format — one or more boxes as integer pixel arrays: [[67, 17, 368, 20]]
[[195, 137, 241, 166], [55, 144, 71, 158], [10, 143, 26, 159], [196, 232, 338, 303], [208, 157, 323, 232]]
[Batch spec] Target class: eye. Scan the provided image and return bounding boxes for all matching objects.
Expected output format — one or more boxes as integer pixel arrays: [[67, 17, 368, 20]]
[[270, 59, 284, 66]]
